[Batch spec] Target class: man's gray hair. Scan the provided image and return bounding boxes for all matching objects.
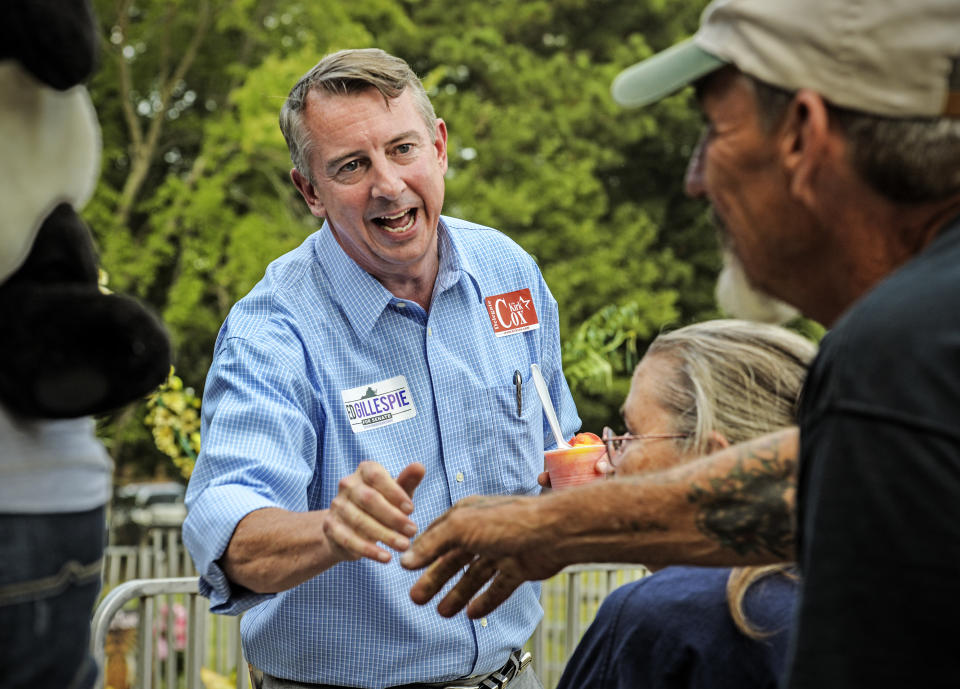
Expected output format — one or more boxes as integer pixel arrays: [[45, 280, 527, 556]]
[[749, 76, 960, 203], [279, 48, 437, 181]]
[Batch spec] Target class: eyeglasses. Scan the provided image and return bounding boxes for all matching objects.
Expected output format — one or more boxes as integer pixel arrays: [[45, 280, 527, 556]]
[[602, 426, 690, 467]]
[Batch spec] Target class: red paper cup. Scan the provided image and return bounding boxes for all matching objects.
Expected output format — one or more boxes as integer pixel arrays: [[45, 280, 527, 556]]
[[544, 444, 606, 490]]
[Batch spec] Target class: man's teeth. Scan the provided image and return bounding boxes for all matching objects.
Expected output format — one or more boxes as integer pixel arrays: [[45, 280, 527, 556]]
[[378, 210, 415, 233]]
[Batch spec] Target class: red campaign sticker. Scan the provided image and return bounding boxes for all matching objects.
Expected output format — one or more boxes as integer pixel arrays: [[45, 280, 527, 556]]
[[484, 288, 540, 337]]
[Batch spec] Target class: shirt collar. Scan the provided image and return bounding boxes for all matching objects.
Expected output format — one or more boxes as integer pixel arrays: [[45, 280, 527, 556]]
[[312, 217, 483, 338], [436, 218, 483, 302]]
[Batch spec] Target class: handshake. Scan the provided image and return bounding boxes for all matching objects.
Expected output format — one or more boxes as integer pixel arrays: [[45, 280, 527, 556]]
[[324, 432, 614, 621]]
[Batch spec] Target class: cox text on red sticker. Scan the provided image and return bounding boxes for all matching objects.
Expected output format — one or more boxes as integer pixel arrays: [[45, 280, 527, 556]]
[[484, 288, 540, 337]]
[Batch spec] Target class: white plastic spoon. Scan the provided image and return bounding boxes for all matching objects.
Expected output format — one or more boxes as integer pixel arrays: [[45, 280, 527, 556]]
[[530, 363, 572, 449]]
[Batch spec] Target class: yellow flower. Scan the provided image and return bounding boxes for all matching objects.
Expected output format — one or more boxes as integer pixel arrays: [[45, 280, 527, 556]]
[[144, 366, 202, 479]]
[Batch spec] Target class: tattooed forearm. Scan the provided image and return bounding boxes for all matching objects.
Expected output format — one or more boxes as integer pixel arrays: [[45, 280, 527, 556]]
[[628, 519, 670, 533], [686, 435, 796, 558]]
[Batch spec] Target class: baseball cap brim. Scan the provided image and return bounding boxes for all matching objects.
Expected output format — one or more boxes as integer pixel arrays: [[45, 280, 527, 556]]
[[612, 38, 727, 108]]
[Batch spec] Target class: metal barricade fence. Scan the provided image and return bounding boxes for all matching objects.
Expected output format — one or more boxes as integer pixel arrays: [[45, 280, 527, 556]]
[[91, 577, 245, 689], [92, 564, 649, 689], [103, 527, 196, 590]]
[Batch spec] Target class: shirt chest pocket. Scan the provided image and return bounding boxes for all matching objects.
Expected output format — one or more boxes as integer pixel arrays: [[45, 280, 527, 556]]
[[466, 373, 542, 497]]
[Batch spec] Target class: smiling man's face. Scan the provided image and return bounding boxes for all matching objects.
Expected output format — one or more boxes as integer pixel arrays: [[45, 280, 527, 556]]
[[291, 86, 448, 287]]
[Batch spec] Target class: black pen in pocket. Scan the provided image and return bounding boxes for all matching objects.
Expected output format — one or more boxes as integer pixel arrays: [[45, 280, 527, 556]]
[[513, 369, 522, 417]]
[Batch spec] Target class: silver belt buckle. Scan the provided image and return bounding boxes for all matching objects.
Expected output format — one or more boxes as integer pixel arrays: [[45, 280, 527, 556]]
[[445, 651, 531, 689]]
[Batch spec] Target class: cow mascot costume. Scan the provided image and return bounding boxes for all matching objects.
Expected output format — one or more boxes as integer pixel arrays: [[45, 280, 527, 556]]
[[0, 1, 171, 687]]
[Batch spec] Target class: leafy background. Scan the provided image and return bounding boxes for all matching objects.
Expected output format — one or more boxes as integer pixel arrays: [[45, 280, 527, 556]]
[[84, 0, 810, 478]]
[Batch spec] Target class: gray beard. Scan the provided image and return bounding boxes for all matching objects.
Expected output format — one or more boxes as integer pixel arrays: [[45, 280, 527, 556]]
[[715, 249, 799, 324]]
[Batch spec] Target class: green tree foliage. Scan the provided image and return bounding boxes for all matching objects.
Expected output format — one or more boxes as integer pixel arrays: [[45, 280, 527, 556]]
[[88, 0, 416, 464], [390, 0, 717, 431], [85, 0, 741, 473]]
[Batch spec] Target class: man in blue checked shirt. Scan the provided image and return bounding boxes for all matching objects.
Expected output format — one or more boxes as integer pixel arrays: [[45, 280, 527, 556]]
[[183, 48, 579, 689]]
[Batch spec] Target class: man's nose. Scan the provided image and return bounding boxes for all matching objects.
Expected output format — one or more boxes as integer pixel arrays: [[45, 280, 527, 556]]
[[684, 132, 707, 197], [370, 160, 405, 200]]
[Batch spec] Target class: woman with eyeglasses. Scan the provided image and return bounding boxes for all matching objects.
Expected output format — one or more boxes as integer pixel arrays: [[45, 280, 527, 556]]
[[556, 319, 817, 689]]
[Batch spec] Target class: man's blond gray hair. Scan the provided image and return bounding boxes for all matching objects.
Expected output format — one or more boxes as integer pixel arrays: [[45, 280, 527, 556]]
[[279, 48, 437, 181]]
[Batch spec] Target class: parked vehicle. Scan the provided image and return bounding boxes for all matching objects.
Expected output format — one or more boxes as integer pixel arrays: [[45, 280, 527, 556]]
[[110, 481, 186, 545]]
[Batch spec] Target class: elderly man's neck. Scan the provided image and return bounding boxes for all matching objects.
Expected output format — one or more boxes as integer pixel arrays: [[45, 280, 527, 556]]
[[810, 191, 960, 326], [780, 93, 960, 324]]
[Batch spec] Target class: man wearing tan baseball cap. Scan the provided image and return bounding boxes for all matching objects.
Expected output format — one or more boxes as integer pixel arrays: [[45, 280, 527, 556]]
[[611, 0, 960, 118], [403, 0, 960, 686]]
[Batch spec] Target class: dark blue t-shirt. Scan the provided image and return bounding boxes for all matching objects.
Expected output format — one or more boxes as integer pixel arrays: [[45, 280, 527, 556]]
[[557, 566, 796, 689]]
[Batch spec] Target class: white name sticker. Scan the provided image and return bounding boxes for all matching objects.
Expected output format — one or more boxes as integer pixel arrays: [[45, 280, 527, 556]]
[[341, 375, 417, 433]]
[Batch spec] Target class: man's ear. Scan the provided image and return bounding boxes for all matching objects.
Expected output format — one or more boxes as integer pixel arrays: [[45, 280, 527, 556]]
[[290, 168, 325, 218], [704, 430, 730, 455], [777, 90, 835, 209], [433, 119, 449, 175]]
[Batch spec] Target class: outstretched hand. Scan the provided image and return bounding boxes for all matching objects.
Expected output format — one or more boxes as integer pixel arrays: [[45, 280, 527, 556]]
[[401, 494, 567, 619], [325, 461, 426, 564]]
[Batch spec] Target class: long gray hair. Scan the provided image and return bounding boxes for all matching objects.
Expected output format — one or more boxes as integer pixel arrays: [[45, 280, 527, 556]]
[[645, 319, 816, 457]]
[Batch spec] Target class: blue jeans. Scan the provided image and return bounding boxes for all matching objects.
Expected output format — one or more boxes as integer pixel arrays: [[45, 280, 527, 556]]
[[0, 506, 105, 689]]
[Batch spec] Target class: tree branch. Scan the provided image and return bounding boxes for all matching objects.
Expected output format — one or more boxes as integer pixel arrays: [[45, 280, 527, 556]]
[[115, 0, 143, 152], [116, 0, 213, 227]]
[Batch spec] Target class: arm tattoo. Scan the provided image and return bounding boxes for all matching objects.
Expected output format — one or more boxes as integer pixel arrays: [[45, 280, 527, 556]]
[[686, 439, 795, 558]]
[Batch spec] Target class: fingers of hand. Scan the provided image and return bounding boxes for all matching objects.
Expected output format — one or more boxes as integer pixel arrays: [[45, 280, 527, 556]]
[[408, 548, 474, 605], [466, 569, 524, 619], [323, 510, 390, 562], [353, 461, 416, 514], [400, 497, 488, 570], [537, 471, 551, 488], [596, 458, 614, 475], [436, 555, 499, 618], [340, 462, 418, 534], [328, 492, 412, 559], [396, 462, 427, 500], [400, 510, 456, 570]]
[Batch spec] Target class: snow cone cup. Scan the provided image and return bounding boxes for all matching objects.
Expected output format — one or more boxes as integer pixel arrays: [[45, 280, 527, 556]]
[[544, 444, 607, 490]]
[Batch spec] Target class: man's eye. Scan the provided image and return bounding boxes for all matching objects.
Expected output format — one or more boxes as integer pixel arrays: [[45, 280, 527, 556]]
[[340, 160, 361, 174], [395, 143, 413, 155]]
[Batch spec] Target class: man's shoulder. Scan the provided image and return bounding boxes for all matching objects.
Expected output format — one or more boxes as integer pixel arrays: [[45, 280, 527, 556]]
[[442, 215, 541, 279], [443, 215, 527, 255], [606, 567, 730, 619], [223, 233, 327, 339], [260, 232, 323, 291], [441, 215, 504, 234], [589, 568, 738, 659]]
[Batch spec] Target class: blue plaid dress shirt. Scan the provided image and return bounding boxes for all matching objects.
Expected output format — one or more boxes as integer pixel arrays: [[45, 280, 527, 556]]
[[183, 216, 580, 687]]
